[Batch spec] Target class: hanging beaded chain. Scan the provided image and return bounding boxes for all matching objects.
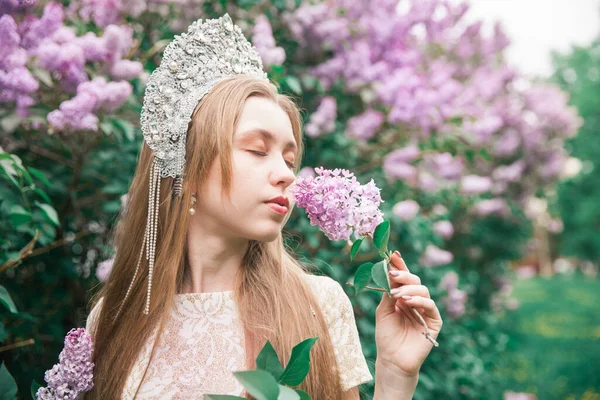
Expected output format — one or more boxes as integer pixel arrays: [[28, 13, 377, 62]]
[[144, 160, 161, 315], [113, 229, 147, 322]]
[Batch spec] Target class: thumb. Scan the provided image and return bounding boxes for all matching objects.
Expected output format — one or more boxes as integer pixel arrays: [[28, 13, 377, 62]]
[[377, 251, 404, 315]]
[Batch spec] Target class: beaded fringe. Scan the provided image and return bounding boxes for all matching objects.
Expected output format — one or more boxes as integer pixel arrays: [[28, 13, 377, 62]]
[[114, 159, 161, 320]]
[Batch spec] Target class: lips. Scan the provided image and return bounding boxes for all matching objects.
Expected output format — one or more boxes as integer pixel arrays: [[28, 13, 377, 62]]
[[265, 196, 289, 208], [266, 202, 288, 215]]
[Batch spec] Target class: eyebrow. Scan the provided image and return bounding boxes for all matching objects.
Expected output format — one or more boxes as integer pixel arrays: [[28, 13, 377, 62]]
[[237, 128, 298, 154]]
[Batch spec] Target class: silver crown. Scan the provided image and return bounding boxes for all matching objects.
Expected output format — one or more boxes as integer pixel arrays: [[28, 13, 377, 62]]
[[140, 13, 268, 180]]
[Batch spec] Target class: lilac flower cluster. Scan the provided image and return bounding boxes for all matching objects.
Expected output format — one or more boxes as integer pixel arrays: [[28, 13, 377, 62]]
[[438, 271, 468, 318], [420, 244, 453, 267], [37, 328, 95, 399], [346, 109, 385, 143], [0, 12, 41, 116], [74, 0, 151, 27], [291, 167, 384, 241], [305, 97, 337, 138], [1, 1, 140, 124], [47, 77, 132, 132], [252, 15, 285, 67]]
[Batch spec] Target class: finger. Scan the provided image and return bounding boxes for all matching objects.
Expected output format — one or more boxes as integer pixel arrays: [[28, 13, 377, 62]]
[[390, 250, 410, 272], [398, 296, 442, 320], [390, 284, 430, 299], [388, 270, 421, 285]]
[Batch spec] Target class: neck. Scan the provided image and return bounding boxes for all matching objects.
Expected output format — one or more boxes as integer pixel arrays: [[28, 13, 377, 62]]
[[182, 222, 249, 294]]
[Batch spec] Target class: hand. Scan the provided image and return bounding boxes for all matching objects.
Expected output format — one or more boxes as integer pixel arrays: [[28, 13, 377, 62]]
[[374, 250, 443, 377]]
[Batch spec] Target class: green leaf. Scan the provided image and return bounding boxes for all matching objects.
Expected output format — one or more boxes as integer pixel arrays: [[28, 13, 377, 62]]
[[0, 362, 18, 400], [29, 167, 52, 187], [295, 390, 310, 400], [353, 262, 374, 294], [31, 67, 53, 86], [34, 188, 52, 204], [8, 205, 31, 227], [278, 337, 318, 386], [278, 385, 300, 400], [0, 323, 7, 343], [350, 238, 363, 261], [371, 259, 391, 295], [236, 0, 261, 9], [100, 121, 116, 137], [256, 340, 284, 380], [372, 220, 390, 253], [0, 115, 22, 135], [0, 285, 18, 314], [113, 119, 136, 141], [35, 202, 60, 227], [14, 164, 33, 185], [284, 76, 302, 95], [232, 370, 280, 400], [31, 380, 42, 399], [204, 396, 246, 400]]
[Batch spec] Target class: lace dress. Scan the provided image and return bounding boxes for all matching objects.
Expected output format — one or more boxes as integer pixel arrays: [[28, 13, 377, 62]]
[[86, 274, 373, 399]]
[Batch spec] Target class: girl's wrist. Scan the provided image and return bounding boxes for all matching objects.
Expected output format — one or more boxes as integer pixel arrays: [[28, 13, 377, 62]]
[[373, 359, 419, 400]]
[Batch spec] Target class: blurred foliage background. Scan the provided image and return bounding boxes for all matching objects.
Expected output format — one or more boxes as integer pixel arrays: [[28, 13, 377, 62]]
[[0, 0, 598, 399]]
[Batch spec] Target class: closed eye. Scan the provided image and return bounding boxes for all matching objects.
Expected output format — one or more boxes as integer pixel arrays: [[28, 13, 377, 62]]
[[248, 151, 296, 169]]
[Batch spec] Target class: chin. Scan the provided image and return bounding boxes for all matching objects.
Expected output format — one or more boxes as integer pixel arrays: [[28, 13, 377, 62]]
[[246, 227, 282, 243]]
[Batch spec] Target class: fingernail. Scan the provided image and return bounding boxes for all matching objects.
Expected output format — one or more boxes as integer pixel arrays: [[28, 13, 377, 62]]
[[389, 270, 400, 276], [394, 250, 401, 257], [401, 295, 412, 300], [390, 287, 402, 295]]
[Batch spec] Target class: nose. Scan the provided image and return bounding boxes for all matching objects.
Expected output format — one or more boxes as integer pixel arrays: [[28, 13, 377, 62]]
[[270, 157, 296, 189]]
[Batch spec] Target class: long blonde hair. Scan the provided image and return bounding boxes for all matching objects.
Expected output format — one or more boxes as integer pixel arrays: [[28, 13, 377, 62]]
[[85, 75, 344, 398]]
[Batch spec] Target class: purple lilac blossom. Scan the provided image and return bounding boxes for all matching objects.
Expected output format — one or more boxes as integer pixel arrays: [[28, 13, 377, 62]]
[[96, 256, 114, 282], [47, 77, 132, 131], [78, 0, 122, 27], [37, 328, 95, 399], [0, 14, 39, 116], [460, 175, 492, 194], [492, 160, 526, 183], [420, 244, 453, 267], [438, 271, 467, 318], [305, 97, 337, 138], [444, 288, 468, 318], [346, 109, 385, 142], [20, 2, 64, 49], [439, 271, 459, 292], [423, 152, 464, 181], [382, 145, 420, 183], [432, 220, 454, 239], [252, 15, 285, 66], [291, 167, 384, 241], [472, 198, 510, 218], [392, 200, 420, 221], [504, 392, 536, 400]]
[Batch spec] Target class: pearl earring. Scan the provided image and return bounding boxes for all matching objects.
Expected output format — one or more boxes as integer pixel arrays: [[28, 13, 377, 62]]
[[189, 193, 196, 215]]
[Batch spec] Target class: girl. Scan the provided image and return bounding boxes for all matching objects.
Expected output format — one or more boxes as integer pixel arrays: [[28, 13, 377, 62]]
[[85, 14, 442, 400]]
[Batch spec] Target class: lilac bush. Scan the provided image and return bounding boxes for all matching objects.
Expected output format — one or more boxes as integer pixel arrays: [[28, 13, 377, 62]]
[[0, 1, 141, 131], [283, 0, 581, 212]]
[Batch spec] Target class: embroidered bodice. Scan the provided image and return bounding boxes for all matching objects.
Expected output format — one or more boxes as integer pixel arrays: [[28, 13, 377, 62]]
[[86, 274, 373, 399]]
